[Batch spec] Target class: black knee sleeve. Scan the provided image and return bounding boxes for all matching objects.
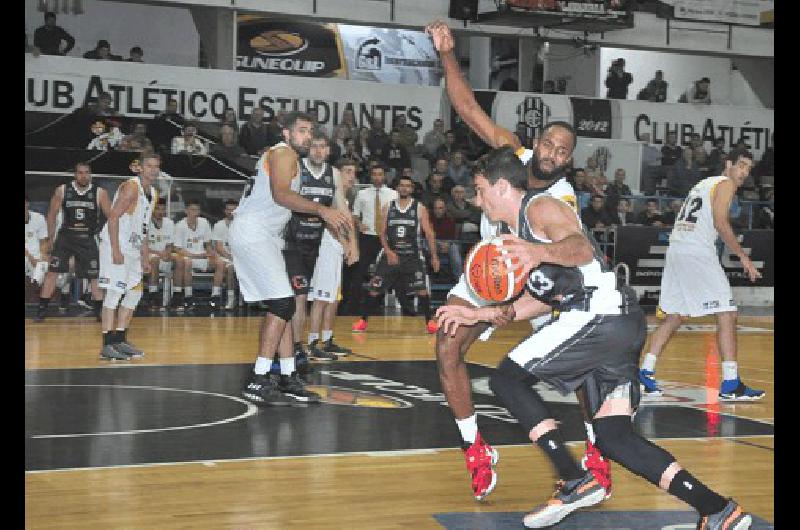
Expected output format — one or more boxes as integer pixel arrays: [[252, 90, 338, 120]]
[[593, 415, 675, 486], [489, 358, 548, 433], [266, 296, 296, 322]]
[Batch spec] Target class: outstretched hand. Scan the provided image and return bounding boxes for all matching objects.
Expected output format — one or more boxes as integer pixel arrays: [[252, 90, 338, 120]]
[[425, 20, 455, 54]]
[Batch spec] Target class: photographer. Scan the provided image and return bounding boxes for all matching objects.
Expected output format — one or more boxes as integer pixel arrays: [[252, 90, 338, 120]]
[[605, 58, 633, 100]]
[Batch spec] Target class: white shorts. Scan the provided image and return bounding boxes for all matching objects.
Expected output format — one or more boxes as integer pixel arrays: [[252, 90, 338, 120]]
[[308, 239, 343, 303], [25, 257, 48, 284], [659, 248, 736, 317], [191, 258, 210, 271], [98, 243, 143, 293], [229, 221, 292, 302]]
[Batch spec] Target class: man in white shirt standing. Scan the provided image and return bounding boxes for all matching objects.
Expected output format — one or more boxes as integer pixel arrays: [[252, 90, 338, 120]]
[[146, 198, 174, 309], [25, 196, 49, 285], [346, 164, 398, 315], [211, 199, 238, 310], [171, 200, 213, 310]]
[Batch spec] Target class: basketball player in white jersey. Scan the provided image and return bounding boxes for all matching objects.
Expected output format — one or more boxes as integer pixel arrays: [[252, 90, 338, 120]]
[[145, 198, 174, 309], [25, 195, 49, 285], [171, 200, 213, 310], [230, 111, 351, 406], [640, 150, 764, 401], [210, 199, 238, 310], [97, 152, 160, 360], [306, 158, 360, 359], [427, 19, 611, 502]]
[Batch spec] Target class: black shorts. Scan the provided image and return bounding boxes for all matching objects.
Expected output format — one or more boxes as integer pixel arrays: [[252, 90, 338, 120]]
[[49, 232, 99, 279], [369, 251, 428, 294], [283, 242, 320, 296], [507, 307, 647, 417]]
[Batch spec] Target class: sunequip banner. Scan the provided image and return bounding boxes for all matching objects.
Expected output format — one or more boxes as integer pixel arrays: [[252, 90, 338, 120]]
[[614, 226, 774, 287]]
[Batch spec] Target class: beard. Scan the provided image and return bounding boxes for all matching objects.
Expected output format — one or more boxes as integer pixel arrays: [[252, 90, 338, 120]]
[[529, 152, 569, 184], [291, 142, 310, 157]]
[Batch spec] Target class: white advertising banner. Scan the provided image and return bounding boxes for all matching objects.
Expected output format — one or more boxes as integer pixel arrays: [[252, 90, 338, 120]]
[[663, 0, 773, 26], [25, 55, 444, 132]]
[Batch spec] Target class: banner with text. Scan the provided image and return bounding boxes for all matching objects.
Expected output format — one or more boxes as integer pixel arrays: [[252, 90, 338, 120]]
[[660, 0, 774, 26], [25, 55, 443, 132], [614, 226, 774, 287]]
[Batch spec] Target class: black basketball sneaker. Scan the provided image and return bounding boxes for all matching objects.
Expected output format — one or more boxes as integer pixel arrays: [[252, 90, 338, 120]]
[[279, 372, 322, 404], [308, 340, 338, 361], [242, 373, 294, 406]]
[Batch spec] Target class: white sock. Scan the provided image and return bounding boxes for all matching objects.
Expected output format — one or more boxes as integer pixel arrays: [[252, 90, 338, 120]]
[[308, 332, 319, 344], [184, 286, 193, 297], [173, 286, 182, 294], [254, 357, 270, 375], [148, 285, 158, 293], [722, 361, 738, 381], [322, 329, 333, 342], [456, 414, 478, 444], [227, 289, 235, 302], [279, 356, 296, 376], [584, 422, 596, 444], [641, 352, 658, 373], [212, 286, 221, 296]]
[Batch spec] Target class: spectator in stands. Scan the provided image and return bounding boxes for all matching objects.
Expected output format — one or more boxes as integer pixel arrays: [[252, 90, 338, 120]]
[[119, 122, 154, 152], [386, 129, 411, 179], [265, 109, 286, 147], [447, 150, 471, 188], [209, 124, 250, 168], [367, 117, 390, 162], [150, 99, 185, 153], [33, 12, 74, 56], [87, 119, 122, 151], [447, 184, 481, 231], [604, 168, 632, 214], [429, 198, 463, 278], [356, 126, 372, 170], [88, 92, 119, 118], [614, 198, 635, 226], [582, 195, 615, 229], [515, 122, 533, 148], [543, 80, 559, 94], [422, 118, 446, 161], [637, 198, 665, 227], [435, 130, 458, 161], [605, 58, 633, 99], [571, 168, 592, 212], [333, 108, 358, 143], [753, 188, 774, 229], [421, 172, 449, 208], [83, 39, 122, 60], [126, 46, 144, 62], [679, 77, 711, 104], [393, 115, 418, 152], [644, 70, 668, 102], [661, 199, 684, 226], [706, 137, 727, 176], [308, 107, 328, 137], [341, 137, 365, 175], [238, 107, 271, 156], [218, 108, 239, 134], [172, 122, 208, 156], [755, 132, 774, 194], [170, 199, 214, 310], [661, 132, 682, 167], [158, 99, 185, 124]]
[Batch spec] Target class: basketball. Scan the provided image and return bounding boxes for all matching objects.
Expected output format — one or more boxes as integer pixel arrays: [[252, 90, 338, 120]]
[[465, 238, 526, 303]]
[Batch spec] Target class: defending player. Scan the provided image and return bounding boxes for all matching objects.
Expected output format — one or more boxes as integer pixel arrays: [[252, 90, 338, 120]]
[[307, 158, 360, 359], [639, 151, 764, 400], [426, 19, 609, 502], [437, 147, 753, 530], [97, 152, 160, 360], [353, 176, 440, 332], [34, 162, 111, 322], [230, 111, 350, 406]]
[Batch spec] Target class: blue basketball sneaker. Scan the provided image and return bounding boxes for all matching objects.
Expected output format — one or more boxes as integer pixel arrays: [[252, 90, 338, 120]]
[[719, 378, 765, 401], [638, 369, 663, 396]]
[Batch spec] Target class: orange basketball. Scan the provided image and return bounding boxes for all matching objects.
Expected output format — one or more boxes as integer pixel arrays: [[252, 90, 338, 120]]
[[465, 238, 526, 303]]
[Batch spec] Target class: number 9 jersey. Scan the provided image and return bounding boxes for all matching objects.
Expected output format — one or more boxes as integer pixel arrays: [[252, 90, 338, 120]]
[[669, 175, 729, 251]]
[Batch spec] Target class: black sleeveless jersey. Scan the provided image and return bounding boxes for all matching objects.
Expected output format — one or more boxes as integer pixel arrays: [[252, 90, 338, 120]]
[[517, 189, 613, 309], [386, 199, 419, 256], [285, 160, 335, 245], [60, 182, 100, 235]]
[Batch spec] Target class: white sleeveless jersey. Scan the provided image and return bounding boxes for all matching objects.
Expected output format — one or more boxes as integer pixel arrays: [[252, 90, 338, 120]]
[[148, 217, 175, 252], [669, 175, 728, 251], [234, 142, 300, 236], [100, 177, 156, 252], [480, 149, 578, 239]]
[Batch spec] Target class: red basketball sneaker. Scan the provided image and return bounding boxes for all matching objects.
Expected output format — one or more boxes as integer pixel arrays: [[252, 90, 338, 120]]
[[426, 319, 439, 334], [351, 318, 368, 332], [581, 440, 612, 499], [462, 432, 500, 501]]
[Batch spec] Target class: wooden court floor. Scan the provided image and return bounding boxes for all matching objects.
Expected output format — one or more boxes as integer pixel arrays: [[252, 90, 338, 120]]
[[25, 314, 774, 529]]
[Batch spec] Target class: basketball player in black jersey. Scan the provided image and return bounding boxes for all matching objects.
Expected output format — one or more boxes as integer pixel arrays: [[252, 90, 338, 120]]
[[438, 147, 753, 530], [282, 132, 356, 370], [358, 176, 440, 331], [34, 162, 111, 322]]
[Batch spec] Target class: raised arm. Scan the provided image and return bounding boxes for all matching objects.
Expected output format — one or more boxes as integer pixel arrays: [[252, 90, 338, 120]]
[[426, 21, 520, 149]]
